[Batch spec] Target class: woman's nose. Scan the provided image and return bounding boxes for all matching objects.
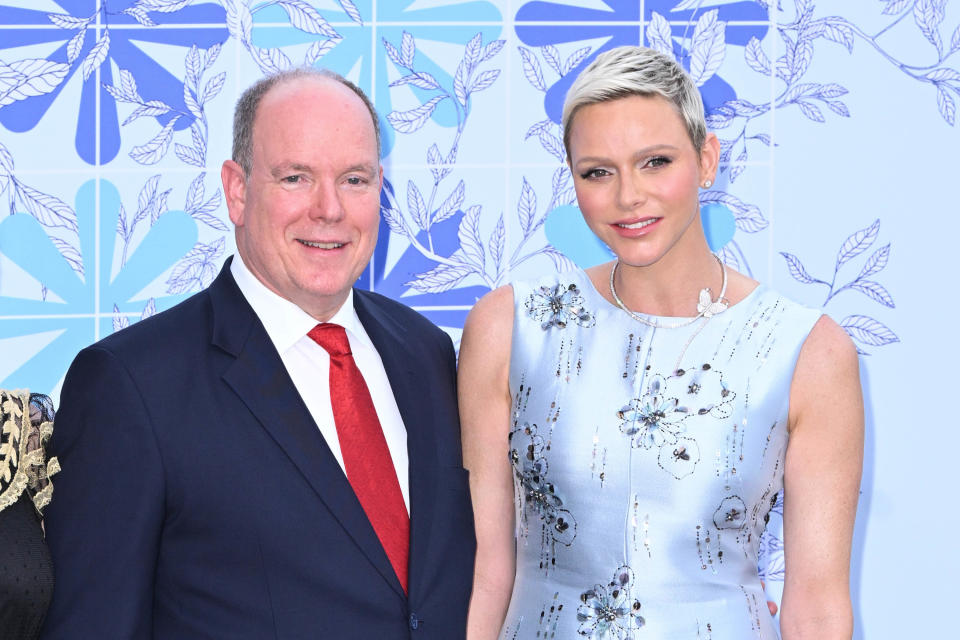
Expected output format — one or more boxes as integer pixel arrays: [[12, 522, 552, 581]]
[[617, 172, 646, 210]]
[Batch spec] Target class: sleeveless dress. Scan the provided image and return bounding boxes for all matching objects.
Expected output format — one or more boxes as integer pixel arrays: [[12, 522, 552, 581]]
[[500, 269, 821, 640]]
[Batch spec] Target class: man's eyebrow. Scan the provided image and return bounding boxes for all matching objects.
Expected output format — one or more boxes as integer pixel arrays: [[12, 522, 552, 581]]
[[344, 163, 378, 175], [269, 163, 312, 178]]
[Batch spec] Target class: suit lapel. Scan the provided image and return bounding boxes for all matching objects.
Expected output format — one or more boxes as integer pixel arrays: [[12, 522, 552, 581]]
[[208, 263, 405, 598], [353, 290, 440, 601]]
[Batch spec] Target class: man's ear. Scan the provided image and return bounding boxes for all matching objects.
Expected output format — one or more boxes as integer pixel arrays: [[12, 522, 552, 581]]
[[221, 160, 247, 226]]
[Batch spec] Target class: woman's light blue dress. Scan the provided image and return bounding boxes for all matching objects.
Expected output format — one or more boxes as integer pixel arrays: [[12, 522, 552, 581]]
[[500, 269, 821, 639]]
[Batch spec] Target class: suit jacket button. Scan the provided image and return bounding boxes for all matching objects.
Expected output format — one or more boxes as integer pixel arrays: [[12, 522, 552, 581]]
[[409, 613, 419, 630]]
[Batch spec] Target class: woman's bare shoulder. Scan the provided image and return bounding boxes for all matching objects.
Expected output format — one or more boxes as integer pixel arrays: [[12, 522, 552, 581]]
[[464, 285, 514, 334], [722, 267, 760, 306], [460, 285, 516, 369], [790, 313, 861, 428]]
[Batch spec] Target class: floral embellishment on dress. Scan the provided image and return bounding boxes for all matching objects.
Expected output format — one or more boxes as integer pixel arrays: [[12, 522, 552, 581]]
[[668, 364, 736, 419], [657, 436, 701, 480], [525, 283, 596, 330], [713, 495, 748, 530], [576, 565, 645, 638], [618, 366, 737, 481], [617, 375, 689, 449], [509, 422, 577, 552]]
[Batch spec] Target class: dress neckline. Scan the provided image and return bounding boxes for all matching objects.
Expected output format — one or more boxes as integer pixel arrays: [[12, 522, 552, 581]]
[[570, 266, 766, 325]]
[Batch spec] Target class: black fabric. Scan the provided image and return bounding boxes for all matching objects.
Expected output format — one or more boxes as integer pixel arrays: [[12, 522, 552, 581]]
[[0, 492, 53, 640]]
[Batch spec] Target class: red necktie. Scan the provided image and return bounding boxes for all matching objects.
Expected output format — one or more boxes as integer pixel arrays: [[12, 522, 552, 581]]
[[307, 323, 409, 593]]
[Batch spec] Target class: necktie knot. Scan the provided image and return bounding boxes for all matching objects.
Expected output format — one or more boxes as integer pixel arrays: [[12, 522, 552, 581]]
[[308, 323, 351, 357]]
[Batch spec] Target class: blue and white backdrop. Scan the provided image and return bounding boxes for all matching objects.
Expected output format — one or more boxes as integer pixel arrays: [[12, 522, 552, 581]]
[[0, 1, 953, 636]]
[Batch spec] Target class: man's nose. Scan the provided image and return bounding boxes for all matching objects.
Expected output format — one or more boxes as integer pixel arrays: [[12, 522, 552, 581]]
[[309, 181, 345, 221]]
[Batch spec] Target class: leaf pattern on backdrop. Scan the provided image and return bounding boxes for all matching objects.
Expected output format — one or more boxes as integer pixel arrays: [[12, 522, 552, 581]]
[[222, 0, 346, 73], [103, 44, 225, 167], [381, 31, 522, 292], [780, 218, 898, 354], [0, 179, 197, 392], [0, 1, 229, 165]]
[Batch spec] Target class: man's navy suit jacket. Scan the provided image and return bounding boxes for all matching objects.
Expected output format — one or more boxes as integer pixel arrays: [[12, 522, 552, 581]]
[[41, 260, 476, 639]]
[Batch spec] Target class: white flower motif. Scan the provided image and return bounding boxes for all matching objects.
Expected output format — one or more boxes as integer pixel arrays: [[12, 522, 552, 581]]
[[576, 565, 645, 638], [617, 376, 689, 449], [525, 283, 596, 330], [509, 423, 577, 546]]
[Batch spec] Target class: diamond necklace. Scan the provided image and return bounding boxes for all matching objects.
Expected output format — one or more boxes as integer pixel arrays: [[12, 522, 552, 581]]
[[608, 253, 729, 329]]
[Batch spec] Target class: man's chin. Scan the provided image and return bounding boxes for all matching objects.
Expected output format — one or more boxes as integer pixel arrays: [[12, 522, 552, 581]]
[[286, 282, 356, 320]]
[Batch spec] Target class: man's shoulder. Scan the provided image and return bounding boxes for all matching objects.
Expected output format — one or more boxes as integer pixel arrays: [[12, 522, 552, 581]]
[[354, 288, 446, 339], [91, 287, 214, 360]]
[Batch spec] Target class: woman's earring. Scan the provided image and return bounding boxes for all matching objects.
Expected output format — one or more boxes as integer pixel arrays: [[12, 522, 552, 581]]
[[702, 180, 712, 188]]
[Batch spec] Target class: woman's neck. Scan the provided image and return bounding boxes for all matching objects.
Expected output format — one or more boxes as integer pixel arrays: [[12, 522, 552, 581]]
[[606, 240, 722, 318]]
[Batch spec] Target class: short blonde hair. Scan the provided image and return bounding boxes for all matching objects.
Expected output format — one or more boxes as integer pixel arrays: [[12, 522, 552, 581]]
[[562, 46, 707, 157]]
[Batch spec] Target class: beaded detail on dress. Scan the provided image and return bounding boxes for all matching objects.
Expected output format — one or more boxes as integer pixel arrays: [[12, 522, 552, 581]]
[[500, 269, 821, 639]]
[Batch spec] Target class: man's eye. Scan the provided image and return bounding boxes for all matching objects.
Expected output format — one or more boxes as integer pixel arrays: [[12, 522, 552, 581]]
[[346, 176, 365, 185], [282, 175, 302, 184]]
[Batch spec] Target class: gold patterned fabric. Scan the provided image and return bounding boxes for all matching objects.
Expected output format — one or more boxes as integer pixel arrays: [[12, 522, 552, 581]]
[[0, 390, 59, 515]]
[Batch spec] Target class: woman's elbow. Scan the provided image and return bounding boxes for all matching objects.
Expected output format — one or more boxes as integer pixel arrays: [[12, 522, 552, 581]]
[[779, 591, 853, 640]]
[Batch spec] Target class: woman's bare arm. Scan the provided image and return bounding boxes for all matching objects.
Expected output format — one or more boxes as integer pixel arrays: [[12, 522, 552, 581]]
[[780, 315, 864, 639], [459, 286, 517, 639]]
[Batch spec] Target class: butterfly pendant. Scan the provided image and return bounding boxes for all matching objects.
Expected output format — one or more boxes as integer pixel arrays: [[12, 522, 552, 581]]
[[697, 288, 728, 318]]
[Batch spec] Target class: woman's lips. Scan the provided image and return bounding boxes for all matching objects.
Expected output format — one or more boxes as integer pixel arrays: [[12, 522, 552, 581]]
[[611, 217, 661, 236]]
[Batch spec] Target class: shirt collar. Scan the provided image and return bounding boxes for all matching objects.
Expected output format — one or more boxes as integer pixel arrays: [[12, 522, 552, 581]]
[[230, 254, 372, 354]]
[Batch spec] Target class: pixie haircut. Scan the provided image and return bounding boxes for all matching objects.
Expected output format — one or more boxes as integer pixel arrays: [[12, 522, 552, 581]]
[[231, 67, 381, 176], [562, 46, 707, 158]]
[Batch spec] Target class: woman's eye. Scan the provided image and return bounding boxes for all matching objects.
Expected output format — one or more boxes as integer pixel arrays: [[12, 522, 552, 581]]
[[646, 156, 671, 168], [581, 168, 611, 180]]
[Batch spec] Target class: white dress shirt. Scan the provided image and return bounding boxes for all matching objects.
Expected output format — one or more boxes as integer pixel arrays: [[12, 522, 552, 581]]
[[231, 256, 410, 512]]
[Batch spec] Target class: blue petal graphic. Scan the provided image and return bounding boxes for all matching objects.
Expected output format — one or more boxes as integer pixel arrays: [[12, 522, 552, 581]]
[[0, 178, 197, 391], [0, 1, 228, 164], [515, 0, 768, 123], [251, 2, 502, 157], [701, 202, 736, 251], [543, 204, 612, 270]]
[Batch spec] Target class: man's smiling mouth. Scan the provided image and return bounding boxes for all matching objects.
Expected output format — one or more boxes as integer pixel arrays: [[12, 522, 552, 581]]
[[297, 239, 344, 249]]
